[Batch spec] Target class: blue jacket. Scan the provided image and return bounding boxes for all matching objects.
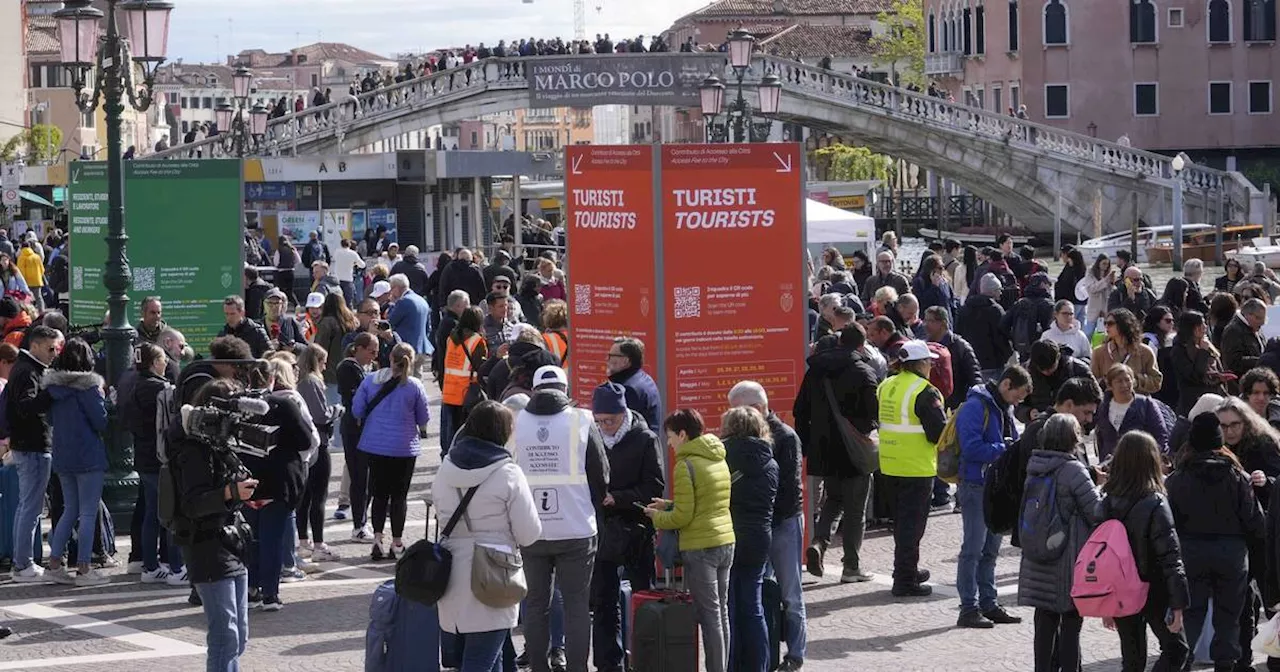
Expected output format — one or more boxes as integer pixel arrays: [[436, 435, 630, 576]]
[[724, 435, 779, 568], [956, 382, 1018, 485], [608, 366, 662, 433], [353, 369, 431, 458], [388, 289, 432, 355], [43, 370, 108, 474]]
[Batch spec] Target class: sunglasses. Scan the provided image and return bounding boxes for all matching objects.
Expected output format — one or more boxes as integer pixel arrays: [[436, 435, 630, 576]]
[[1104, 320, 1116, 326]]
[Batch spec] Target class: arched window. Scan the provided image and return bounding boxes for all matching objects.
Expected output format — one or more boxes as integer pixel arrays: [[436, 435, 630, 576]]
[[1130, 0, 1157, 43], [1044, 0, 1068, 44], [1209, 0, 1232, 42], [1244, 0, 1276, 40], [929, 12, 937, 52], [963, 4, 973, 54], [976, 1, 986, 53]]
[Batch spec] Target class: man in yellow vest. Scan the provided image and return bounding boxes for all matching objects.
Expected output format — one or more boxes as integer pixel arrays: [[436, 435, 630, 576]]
[[876, 340, 948, 598]]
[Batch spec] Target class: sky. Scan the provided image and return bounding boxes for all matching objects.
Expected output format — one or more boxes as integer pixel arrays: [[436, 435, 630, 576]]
[[166, 0, 712, 63]]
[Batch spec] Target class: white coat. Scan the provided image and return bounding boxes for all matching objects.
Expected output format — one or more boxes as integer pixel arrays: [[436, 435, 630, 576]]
[[1084, 272, 1115, 322], [434, 437, 542, 635]]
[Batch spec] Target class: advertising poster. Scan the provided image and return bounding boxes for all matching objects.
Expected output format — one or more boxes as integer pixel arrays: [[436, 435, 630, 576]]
[[367, 208, 399, 244], [659, 144, 807, 432], [527, 54, 716, 108], [323, 209, 352, 259], [70, 159, 243, 347], [278, 211, 322, 244], [563, 145, 657, 408]]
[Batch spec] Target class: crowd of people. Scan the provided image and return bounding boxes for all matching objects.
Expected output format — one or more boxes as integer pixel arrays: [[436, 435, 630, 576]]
[[13, 217, 1280, 672]]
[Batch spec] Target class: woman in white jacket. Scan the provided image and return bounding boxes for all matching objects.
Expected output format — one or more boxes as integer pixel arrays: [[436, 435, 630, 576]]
[[435, 400, 542, 672], [1041, 299, 1094, 360], [1083, 254, 1117, 339]]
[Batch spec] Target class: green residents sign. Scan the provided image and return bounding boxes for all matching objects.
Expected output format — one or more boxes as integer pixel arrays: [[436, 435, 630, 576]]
[[69, 160, 243, 349]]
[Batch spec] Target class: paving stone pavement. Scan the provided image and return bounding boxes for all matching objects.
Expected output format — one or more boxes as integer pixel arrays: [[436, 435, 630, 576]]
[[0, 386, 1267, 671]]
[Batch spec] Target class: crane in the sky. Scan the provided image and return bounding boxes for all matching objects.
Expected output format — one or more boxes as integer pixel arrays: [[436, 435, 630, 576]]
[[524, 0, 591, 40]]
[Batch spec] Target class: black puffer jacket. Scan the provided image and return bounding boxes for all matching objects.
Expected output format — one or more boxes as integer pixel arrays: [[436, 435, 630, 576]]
[[766, 413, 803, 523], [600, 410, 665, 529], [1022, 352, 1092, 416], [957, 294, 1012, 371], [792, 347, 879, 478], [238, 394, 313, 508], [1167, 342, 1227, 416], [1167, 452, 1265, 540], [937, 331, 982, 410], [1233, 433, 1280, 510], [1001, 284, 1055, 359], [724, 435, 779, 568], [435, 258, 487, 309], [1017, 450, 1105, 613], [1099, 492, 1189, 609], [122, 370, 171, 474]]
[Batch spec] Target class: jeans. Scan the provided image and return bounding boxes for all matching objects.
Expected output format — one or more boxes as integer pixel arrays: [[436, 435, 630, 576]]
[[1033, 608, 1083, 672], [459, 628, 508, 672], [767, 514, 808, 663], [195, 573, 249, 672], [881, 475, 933, 584], [1114, 591, 1189, 672], [728, 560, 768, 672], [243, 500, 290, 600], [440, 403, 460, 457], [49, 471, 105, 567], [10, 450, 50, 571], [684, 543, 735, 672], [1182, 536, 1248, 665], [523, 537, 596, 672], [339, 280, 355, 309], [956, 481, 1001, 613], [139, 472, 183, 572], [522, 585, 566, 650], [813, 473, 870, 573]]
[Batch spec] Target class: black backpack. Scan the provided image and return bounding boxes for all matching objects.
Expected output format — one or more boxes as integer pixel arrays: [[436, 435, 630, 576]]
[[983, 439, 1027, 537]]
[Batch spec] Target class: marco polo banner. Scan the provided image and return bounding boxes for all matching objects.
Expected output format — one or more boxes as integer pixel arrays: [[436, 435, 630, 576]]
[[527, 55, 712, 108]]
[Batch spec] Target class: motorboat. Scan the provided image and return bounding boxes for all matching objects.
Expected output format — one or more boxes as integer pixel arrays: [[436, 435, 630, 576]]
[[1229, 237, 1280, 269], [1145, 224, 1262, 264], [1077, 224, 1213, 263], [918, 226, 1039, 246]]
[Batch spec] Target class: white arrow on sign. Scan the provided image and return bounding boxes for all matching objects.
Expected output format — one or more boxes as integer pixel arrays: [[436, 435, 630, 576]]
[[571, 155, 584, 175], [772, 151, 793, 173]]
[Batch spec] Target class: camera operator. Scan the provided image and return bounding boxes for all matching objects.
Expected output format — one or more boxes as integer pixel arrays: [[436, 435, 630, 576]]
[[342, 298, 400, 369], [170, 377, 259, 672]]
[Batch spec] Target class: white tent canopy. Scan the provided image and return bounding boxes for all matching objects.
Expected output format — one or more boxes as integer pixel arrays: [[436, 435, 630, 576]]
[[806, 198, 876, 257]]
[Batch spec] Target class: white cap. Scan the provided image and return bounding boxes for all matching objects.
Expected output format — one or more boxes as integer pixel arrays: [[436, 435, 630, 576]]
[[898, 339, 940, 363], [305, 292, 325, 309], [370, 281, 392, 298], [533, 365, 568, 390]]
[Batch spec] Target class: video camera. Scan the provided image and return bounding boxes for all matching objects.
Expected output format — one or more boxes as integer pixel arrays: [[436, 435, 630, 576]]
[[181, 392, 279, 459]]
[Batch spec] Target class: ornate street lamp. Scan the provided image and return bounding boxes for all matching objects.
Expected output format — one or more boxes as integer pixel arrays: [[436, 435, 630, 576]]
[[55, 0, 173, 518], [216, 65, 262, 157], [758, 72, 782, 115], [702, 28, 779, 143], [727, 28, 755, 71]]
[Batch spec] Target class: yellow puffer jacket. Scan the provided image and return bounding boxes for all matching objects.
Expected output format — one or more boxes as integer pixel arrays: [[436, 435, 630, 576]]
[[650, 434, 736, 551], [16, 248, 43, 288]]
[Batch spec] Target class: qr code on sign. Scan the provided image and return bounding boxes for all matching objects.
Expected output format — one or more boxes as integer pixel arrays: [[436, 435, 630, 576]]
[[72, 267, 83, 291], [573, 284, 592, 315], [673, 286, 701, 319], [133, 267, 156, 292]]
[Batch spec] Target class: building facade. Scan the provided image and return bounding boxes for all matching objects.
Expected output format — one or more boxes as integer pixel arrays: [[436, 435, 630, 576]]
[[1, 0, 24, 148]]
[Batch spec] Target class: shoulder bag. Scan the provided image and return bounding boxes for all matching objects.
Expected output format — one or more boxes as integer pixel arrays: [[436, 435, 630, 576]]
[[822, 378, 879, 474], [460, 459, 528, 608]]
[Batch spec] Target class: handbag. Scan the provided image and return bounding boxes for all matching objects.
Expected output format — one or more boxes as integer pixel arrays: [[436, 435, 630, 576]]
[[459, 471, 528, 608], [394, 486, 479, 606], [655, 459, 696, 570], [822, 378, 879, 474]]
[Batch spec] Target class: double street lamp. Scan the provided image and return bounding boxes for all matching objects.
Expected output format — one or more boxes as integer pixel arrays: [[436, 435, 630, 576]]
[[214, 66, 269, 157], [54, 0, 173, 516], [699, 28, 783, 143]]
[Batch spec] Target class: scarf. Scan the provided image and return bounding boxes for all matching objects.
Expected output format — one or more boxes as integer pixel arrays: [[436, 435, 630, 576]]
[[600, 411, 633, 450]]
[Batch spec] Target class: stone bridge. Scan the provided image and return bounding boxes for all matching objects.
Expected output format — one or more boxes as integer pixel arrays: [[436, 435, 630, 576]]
[[153, 54, 1267, 236]]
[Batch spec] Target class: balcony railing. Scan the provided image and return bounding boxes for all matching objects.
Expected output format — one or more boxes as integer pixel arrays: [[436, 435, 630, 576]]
[[925, 52, 963, 76]]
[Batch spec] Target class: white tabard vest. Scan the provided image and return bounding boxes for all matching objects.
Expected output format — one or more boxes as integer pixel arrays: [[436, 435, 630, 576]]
[[513, 406, 597, 541]]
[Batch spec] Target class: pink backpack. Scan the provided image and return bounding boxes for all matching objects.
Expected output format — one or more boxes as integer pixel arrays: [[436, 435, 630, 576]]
[[1070, 519, 1150, 618]]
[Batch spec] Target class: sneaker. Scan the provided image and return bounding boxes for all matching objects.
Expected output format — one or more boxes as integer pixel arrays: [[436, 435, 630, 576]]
[[165, 569, 190, 587], [388, 542, 405, 561], [957, 610, 995, 629], [75, 569, 109, 587], [261, 596, 284, 612], [333, 505, 350, 520], [247, 589, 263, 609], [188, 588, 203, 607], [126, 560, 144, 575], [297, 559, 323, 575], [371, 541, 385, 562], [982, 605, 1023, 624], [778, 659, 804, 671], [46, 566, 75, 585], [93, 554, 121, 569], [352, 526, 374, 543], [280, 567, 307, 582], [840, 568, 874, 583], [11, 564, 46, 583], [140, 568, 172, 584], [804, 543, 825, 578], [549, 647, 567, 672], [890, 582, 933, 598], [311, 546, 341, 562]]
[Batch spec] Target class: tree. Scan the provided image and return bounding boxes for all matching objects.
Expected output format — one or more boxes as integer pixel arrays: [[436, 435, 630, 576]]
[[0, 125, 63, 163], [813, 144, 893, 182], [872, 0, 927, 89]]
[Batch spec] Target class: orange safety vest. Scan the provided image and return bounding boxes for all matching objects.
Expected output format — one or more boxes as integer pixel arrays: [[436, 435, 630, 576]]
[[442, 333, 484, 406], [543, 330, 569, 368]]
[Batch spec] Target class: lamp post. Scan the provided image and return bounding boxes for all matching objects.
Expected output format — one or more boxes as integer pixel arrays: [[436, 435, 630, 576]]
[[698, 28, 781, 143], [1171, 153, 1186, 272], [55, 0, 173, 518], [214, 66, 268, 157]]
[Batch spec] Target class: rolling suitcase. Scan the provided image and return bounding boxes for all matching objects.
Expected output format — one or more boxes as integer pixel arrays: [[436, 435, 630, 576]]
[[619, 578, 633, 668], [365, 578, 442, 672], [631, 572, 699, 672], [762, 576, 784, 671]]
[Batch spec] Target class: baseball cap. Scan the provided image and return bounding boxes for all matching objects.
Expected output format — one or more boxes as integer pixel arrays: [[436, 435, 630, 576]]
[[370, 281, 392, 298], [533, 365, 568, 391], [305, 292, 325, 309], [898, 340, 940, 362], [265, 288, 287, 302]]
